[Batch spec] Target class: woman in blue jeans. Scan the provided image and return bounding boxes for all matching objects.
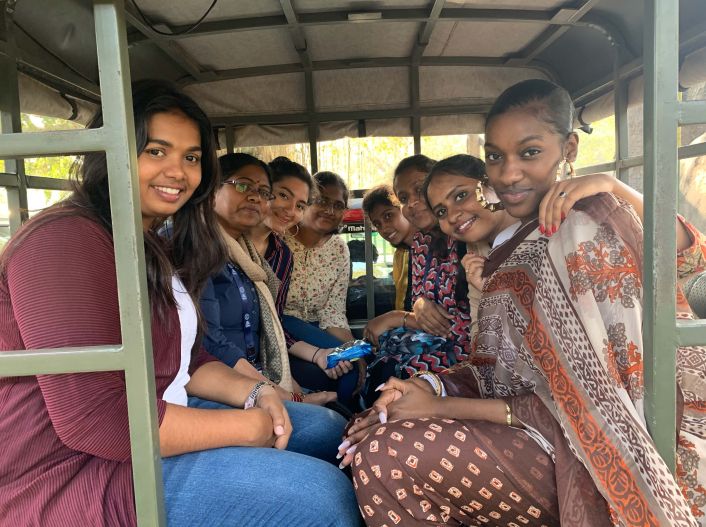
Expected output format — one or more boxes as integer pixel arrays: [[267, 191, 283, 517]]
[[0, 80, 359, 527], [283, 171, 361, 409]]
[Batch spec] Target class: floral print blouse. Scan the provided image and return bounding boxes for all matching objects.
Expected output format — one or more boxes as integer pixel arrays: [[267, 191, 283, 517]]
[[284, 233, 350, 330]]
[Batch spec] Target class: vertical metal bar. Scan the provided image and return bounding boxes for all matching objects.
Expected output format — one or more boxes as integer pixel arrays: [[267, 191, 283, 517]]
[[410, 65, 421, 154], [308, 123, 318, 174], [613, 48, 629, 183], [93, 1, 165, 524], [225, 126, 235, 154], [305, 70, 318, 174], [0, 10, 29, 231], [642, 0, 678, 472], [364, 216, 376, 321]]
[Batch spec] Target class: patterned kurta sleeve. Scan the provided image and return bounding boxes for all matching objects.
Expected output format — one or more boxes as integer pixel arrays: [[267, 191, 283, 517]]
[[410, 231, 427, 304], [677, 215, 706, 280], [318, 236, 350, 330]]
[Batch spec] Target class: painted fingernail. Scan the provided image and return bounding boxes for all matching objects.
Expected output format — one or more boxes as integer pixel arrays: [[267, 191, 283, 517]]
[[553, 225, 557, 234], [379, 412, 388, 424], [275, 425, 285, 435], [336, 452, 343, 459], [561, 212, 566, 221], [338, 440, 350, 451], [346, 445, 357, 455], [339, 461, 346, 469], [374, 383, 385, 392], [539, 225, 544, 234]]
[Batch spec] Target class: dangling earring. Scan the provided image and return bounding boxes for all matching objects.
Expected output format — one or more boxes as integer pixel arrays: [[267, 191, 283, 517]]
[[475, 179, 504, 212], [291, 223, 300, 236], [556, 158, 576, 180]]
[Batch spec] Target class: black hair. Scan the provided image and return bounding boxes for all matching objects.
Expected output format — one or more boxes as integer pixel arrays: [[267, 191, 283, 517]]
[[485, 79, 575, 138], [219, 152, 272, 186], [2, 79, 227, 312], [268, 156, 316, 202], [422, 154, 486, 210], [314, 170, 349, 203], [362, 184, 400, 217], [392, 154, 436, 188]]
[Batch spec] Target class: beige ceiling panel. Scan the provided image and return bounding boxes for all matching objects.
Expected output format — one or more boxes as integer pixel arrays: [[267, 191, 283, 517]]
[[227, 123, 310, 148], [365, 118, 413, 137], [18, 74, 97, 125], [448, 0, 566, 8], [314, 68, 409, 112], [131, 1, 283, 26], [424, 21, 547, 57], [295, 0, 429, 11], [319, 121, 359, 141], [305, 22, 418, 61], [419, 66, 547, 105], [179, 29, 301, 70], [421, 114, 486, 136], [184, 74, 306, 116]]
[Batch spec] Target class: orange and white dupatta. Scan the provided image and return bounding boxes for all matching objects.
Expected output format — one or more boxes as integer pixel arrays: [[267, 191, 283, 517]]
[[448, 193, 706, 526]]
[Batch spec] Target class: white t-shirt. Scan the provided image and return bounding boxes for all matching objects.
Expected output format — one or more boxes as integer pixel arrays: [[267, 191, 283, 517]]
[[492, 221, 521, 249], [162, 276, 198, 406]]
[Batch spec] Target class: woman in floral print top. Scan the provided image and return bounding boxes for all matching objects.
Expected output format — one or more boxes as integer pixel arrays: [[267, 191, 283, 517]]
[[283, 171, 359, 408]]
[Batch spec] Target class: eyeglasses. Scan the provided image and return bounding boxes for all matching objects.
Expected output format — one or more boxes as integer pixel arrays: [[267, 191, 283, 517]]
[[312, 197, 346, 212], [223, 180, 274, 201]]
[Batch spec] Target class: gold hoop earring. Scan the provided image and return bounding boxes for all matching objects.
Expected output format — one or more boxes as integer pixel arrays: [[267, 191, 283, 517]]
[[291, 223, 300, 236], [567, 160, 575, 178], [475, 180, 504, 212]]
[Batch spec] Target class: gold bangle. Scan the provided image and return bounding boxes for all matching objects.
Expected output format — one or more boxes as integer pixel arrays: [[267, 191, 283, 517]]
[[504, 401, 512, 426], [412, 371, 442, 397], [401, 311, 409, 329]]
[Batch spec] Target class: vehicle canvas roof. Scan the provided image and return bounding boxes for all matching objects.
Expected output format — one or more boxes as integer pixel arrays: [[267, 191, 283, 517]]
[[4, 0, 706, 146]]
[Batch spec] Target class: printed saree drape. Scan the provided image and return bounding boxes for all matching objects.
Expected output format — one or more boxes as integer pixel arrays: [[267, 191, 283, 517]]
[[441, 193, 706, 526]]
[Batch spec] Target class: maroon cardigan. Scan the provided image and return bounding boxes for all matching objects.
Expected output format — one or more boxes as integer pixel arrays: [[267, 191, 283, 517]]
[[0, 215, 214, 526]]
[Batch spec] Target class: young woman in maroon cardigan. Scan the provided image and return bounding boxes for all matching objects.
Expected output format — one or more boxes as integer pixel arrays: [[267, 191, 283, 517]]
[[0, 80, 360, 527]]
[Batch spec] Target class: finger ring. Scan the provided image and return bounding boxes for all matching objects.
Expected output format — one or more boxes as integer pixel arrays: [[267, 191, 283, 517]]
[[558, 191, 568, 198]]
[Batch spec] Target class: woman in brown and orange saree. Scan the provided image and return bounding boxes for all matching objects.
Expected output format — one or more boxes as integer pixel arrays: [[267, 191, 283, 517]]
[[340, 79, 706, 527]]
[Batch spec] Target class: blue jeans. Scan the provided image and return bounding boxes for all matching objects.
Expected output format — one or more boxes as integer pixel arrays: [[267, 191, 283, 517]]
[[162, 398, 361, 526], [283, 315, 359, 406]]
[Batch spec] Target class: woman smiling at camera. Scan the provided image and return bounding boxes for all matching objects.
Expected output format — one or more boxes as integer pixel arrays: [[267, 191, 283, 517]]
[[343, 79, 706, 527], [282, 171, 360, 410], [0, 81, 360, 527]]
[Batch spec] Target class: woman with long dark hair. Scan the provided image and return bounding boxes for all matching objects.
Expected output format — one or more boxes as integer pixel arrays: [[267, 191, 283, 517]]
[[0, 80, 360, 527]]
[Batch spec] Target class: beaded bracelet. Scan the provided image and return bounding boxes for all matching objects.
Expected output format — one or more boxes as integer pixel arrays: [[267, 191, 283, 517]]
[[291, 392, 305, 403], [244, 381, 272, 409]]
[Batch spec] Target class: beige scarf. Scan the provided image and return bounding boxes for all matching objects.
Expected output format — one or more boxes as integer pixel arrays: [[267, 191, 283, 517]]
[[218, 225, 293, 391]]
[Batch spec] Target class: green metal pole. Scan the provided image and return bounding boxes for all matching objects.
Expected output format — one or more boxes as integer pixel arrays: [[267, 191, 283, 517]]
[[642, 0, 678, 472], [0, 9, 29, 232], [93, 1, 165, 524], [613, 48, 629, 184]]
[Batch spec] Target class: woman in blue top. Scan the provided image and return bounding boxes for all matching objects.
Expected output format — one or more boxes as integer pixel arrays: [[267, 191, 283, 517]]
[[201, 153, 335, 407]]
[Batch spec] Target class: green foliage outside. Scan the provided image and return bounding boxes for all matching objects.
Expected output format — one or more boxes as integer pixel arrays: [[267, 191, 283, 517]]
[[573, 115, 616, 170], [0, 115, 78, 223]]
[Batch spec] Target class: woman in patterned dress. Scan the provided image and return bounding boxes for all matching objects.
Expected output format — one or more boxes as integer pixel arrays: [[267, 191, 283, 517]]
[[340, 79, 706, 526], [363, 156, 475, 396]]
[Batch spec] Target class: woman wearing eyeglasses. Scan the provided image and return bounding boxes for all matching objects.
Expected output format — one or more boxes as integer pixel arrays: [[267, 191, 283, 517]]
[[200, 153, 347, 440], [283, 171, 361, 411]]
